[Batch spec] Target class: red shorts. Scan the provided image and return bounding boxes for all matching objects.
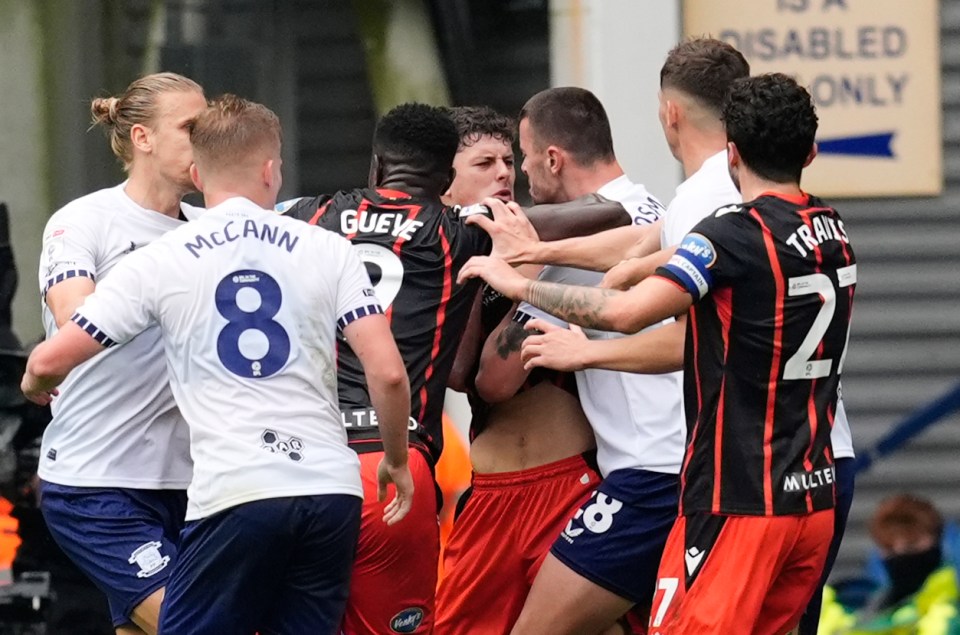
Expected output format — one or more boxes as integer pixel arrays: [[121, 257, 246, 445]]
[[434, 454, 601, 634], [342, 448, 439, 635], [649, 510, 834, 635]]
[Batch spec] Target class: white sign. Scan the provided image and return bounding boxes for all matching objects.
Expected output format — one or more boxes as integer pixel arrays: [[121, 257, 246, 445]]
[[685, 0, 942, 197]]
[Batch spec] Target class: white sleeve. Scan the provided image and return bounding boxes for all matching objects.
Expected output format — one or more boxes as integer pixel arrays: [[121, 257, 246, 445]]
[[831, 392, 855, 459], [661, 192, 706, 248], [332, 235, 383, 330], [39, 211, 100, 297], [72, 248, 158, 347]]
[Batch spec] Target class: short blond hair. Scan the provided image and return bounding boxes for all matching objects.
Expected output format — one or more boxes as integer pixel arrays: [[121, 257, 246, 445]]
[[90, 72, 203, 171], [189, 94, 281, 173]]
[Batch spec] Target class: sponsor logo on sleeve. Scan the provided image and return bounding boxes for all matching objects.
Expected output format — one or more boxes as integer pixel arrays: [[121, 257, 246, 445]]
[[677, 233, 716, 268]]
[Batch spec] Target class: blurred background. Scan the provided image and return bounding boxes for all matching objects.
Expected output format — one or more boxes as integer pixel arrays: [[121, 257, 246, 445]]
[[0, 0, 957, 630]]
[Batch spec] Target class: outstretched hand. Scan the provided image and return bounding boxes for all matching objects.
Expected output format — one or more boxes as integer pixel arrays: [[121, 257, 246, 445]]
[[520, 318, 590, 372], [457, 255, 528, 301], [376, 458, 414, 526], [465, 198, 539, 264]]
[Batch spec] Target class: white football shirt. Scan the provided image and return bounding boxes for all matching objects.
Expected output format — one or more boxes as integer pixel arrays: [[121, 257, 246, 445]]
[[518, 176, 686, 476], [659, 150, 854, 459], [38, 183, 194, 488], [75, 197, 377, 520]]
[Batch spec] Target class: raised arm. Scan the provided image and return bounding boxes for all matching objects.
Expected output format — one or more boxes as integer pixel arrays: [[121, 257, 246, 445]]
[[524, 193, 631, 241], [474, 305, 534, 403], [457, 255, 693, 335], [469, 197, 643, 271], [520, 316, 687, 374], [446, 291, 483, 393], [343, 314, 414, 525]]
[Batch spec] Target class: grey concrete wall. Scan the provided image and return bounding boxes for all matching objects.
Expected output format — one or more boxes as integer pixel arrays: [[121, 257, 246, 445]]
[[0, 1, 48, 345]]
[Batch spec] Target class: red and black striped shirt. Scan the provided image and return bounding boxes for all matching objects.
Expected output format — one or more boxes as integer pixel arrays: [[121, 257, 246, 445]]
[[656, 192, 856, 516], [285, 188, 490, 464]]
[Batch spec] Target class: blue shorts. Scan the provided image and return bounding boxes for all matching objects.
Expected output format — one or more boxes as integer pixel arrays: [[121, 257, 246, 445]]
[[158, 494, 362, 635], [551, 468, 679, 605], [39, 481, 187, 626]]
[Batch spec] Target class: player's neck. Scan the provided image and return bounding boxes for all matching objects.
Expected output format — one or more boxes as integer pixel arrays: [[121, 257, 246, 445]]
[[678, 129, 727, 179], [124, 173, 187, 218], [203, 188, 275, 211], [376, 166, 445, 201], [564, 159, 624, 199], [737, 168, 804, 202]]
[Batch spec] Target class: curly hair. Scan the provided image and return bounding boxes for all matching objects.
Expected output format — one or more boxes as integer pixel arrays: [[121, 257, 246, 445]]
[[660, 37, 750, 115], [373, 103, 459, 177], [444, 106, 515, 149], [519, 87, 615, 166], [722, 73, 818, 184]]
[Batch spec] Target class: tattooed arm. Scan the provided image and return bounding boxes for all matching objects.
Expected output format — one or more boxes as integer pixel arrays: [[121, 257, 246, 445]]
[[474, 305, 538, 403], [458, 256, 693, 334]]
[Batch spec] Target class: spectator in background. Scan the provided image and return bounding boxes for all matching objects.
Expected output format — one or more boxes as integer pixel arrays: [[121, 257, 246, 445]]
[[820, 493, 960, 634]]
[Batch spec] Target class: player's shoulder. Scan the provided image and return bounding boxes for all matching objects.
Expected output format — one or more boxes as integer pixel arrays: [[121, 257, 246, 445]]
[[48, 184, 126, 227], [179, 200, 206, 221], [601, 176, 665, 225]]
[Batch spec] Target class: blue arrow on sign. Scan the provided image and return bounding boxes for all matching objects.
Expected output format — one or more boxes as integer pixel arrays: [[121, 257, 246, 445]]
[[817, 132, 895, 158]]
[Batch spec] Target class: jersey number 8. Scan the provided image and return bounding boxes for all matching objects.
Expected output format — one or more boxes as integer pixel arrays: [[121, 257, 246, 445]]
[[215, 270, 290, 379]]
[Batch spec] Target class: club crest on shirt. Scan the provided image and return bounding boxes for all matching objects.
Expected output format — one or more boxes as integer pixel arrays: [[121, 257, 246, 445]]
[[129, 541, 170, 578]]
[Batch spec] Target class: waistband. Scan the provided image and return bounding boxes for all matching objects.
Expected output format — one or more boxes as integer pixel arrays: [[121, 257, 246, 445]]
[[472, 452, 599, 490]]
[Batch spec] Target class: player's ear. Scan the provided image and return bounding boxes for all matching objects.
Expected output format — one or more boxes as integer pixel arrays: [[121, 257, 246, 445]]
[[546, 146, 562, 175], [442, 167, 456, 195], [666, 99, 680, 129], [368, 154, 383, 188], [189, 163, 202, 192], [130, 123, 151, 154], [262, 159, 276, 189], [726, 141, 740, 170], [804, 142, 818, 168]]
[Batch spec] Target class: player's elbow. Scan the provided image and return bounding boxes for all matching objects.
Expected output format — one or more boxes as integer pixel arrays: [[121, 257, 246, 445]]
[[27, 348, 66, 382], [607, 304, 645, 335], [372, 362, 409, 395], [475, 367, 517, 403]]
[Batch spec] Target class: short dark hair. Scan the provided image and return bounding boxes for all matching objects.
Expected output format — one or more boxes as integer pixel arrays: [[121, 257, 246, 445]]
[[519, 87, 615, 166], [372, 103, 459, 176], [445, 106, 515, 149], [660, 38, 750, 115], [722, 73, 818, 184]]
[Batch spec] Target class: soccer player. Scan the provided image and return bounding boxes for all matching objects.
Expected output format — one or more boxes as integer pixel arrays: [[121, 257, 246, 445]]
[[23, 94, 414, 635], [434, 105, 602, 634], [520, 39, 856, 635], [472, 87, 685, 635], [282, 102, 631, 634], [34, 72, 205, 635], [461, 72, 855, 634]]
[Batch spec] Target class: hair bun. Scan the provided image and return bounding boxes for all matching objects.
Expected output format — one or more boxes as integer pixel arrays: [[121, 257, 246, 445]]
[[91, 96, 121, 126]]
